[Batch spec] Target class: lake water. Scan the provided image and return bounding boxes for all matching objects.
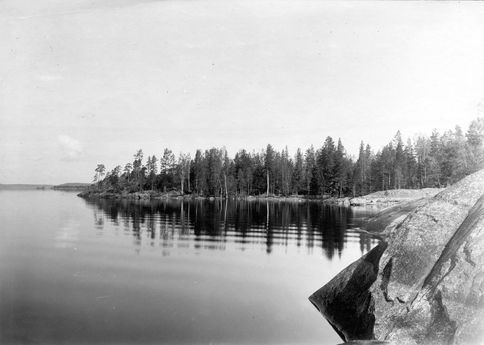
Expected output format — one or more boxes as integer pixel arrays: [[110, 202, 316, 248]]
[[0, 190, 379, 345]]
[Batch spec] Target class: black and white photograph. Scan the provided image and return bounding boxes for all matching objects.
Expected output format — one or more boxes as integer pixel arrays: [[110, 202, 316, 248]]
[[1, 1, 484, 344]]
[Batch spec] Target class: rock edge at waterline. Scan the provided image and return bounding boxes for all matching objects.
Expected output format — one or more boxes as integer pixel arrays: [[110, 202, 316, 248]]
[[310, 169, 484, 345]]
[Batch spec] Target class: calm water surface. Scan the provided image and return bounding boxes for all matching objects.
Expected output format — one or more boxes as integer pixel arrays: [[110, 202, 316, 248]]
[[0, 190, 379, 345]]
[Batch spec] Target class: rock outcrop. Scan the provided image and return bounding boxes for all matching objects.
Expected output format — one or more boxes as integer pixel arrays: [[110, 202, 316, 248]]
[[310, 169, 484, 345], [350, 188, 442, 206]]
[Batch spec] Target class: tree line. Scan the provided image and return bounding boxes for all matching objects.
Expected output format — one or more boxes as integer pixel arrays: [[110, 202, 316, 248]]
[[92, 118, 484, 198]]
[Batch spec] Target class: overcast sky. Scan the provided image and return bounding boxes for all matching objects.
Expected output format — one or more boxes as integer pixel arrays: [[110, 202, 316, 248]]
[[1, 0, 484, 184]]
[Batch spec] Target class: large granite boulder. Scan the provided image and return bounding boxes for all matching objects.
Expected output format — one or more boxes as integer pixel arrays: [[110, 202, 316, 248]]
[[310, 169, 484, 345]]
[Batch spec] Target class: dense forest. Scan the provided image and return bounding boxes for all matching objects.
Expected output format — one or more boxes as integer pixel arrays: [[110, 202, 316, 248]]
[[92, 118, 484, 198]]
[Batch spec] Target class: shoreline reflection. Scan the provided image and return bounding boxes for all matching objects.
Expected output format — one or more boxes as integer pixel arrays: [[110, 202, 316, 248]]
[[83, 198, 379, 258]]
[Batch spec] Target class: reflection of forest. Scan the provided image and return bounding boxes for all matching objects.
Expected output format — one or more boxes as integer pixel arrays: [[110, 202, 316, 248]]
[[84, 199, 378, 258]]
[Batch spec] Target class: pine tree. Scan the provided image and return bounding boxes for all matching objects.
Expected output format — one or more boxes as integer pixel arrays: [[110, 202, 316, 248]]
[[292, 148, 304, 195], [354, 141, 367, 195], [404, 139, 417, 188], [193, 149, 206, 195], [466, 117, 484, 172], [428, 130, 442, 187], [393, 131, 404, 189], [264, 144, 275, 196], [132, 149, 144, 191], [305, 146, 317, 196], [317, 136, 336, 196], [333, 139, 347, 197]]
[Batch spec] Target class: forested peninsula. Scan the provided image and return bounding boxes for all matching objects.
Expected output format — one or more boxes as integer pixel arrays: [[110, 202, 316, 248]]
[[80, 118, 484, 200]]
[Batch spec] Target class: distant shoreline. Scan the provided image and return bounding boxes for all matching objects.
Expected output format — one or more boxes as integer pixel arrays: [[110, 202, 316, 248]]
[[0, 184, 53, 190], [53, 183, 90, 191], [0, 183, 90, 191]]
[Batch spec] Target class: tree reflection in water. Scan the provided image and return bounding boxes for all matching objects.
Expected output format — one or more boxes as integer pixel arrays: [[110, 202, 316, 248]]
[[83, 198, 379, 257]]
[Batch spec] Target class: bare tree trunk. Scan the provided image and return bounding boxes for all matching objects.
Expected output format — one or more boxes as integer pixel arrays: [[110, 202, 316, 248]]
[[266, 172, 270, 196], [187, 161, 191, 193], [424, 166, 427, 186]]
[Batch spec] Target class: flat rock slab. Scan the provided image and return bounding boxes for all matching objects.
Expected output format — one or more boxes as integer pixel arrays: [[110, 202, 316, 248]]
[[362, 198, 428, 234], [350, 188, 442, 206]]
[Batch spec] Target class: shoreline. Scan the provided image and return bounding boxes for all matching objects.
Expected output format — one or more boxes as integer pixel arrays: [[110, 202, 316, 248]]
[[77, 187, 442, 207], [78, 190, 328, 203]]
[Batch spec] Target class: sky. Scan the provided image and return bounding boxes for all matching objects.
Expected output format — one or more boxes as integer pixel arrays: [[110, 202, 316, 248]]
[[1, 0, 484, 184]]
